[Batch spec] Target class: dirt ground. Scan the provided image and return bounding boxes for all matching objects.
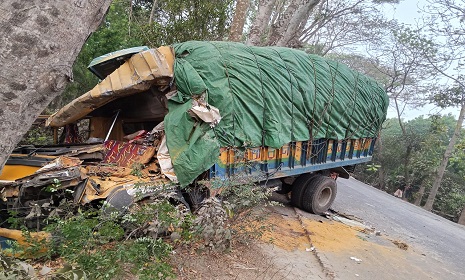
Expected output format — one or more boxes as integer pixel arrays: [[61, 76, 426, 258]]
[[169, 202, 330, 280], [170, 241, 327, 280], [170, 195, 455, 280], [169, 207, 328, 280]]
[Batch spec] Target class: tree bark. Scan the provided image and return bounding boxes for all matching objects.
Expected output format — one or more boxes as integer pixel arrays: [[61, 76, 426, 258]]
[[275, 0, 320, 47], [266, 0, 305, 46], [424, 103, 465, 211], [149, 0, 158, 24], [403, 145, 412, 187], [393, 96, 412, 187], [129, 0, 133, 36], [377, 136, 386, 191], [414, 184, 425, 206], [458, 205, 465, 225], [0, 0, 112, 173], [229, 0, 250, 42], [247, 0, 276, 46]]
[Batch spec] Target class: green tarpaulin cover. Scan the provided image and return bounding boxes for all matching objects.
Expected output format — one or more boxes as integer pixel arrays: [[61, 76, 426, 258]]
[[164, 41, 389, 186]]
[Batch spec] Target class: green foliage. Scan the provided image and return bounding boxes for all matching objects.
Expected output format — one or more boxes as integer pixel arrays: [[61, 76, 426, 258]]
[[359, 117, 434, 192], [366, 163, 381, 172], [19, 228, 48, 259], [19, 124, 54, 146], [43, 179, 62, 193], [6, 210, 22, 229], [0, 252, 88, 279], [430, 84, 465, 108], [220, 182, 274, 216], [43, 200, 184, 279], [193, 197, 231, 251], [449, 137, 465, 177], [52, 263, 88, 280], [200, 167, 276, 219], [356, 114, 465, 218], [122, 198, 194, 241], [431, 171, 465, 219], [2, 178, 272, 277], [132, 0, 234, 46], [392, 26, 436, 57], [130, 162, 144, 177]]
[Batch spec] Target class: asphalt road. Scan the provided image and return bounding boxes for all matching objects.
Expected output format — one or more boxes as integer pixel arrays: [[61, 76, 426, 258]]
[[332, 177, 465, 278]]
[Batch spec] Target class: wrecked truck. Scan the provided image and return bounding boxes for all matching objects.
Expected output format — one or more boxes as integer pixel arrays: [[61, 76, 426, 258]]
[[0, 41, 388, 228]]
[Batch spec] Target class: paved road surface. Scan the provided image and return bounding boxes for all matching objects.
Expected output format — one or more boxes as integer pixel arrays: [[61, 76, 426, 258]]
[[331, 177, 465, 279]]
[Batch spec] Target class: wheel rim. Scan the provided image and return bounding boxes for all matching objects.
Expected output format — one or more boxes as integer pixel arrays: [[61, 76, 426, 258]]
[[317, 187, 332, 207]]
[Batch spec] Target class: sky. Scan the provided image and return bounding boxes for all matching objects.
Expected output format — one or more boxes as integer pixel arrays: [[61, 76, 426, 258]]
[[383, 0, 424, 25], [381, 0, 460, 120]]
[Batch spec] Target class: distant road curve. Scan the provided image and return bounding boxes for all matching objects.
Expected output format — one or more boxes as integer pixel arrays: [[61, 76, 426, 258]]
[[332, 177, 465, 276]]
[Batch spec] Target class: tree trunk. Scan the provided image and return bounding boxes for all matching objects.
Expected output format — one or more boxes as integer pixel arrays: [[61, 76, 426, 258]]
[[266, 0, 305, 46], [149, 0, 158, 24], [229, 0, 250, 42], [129, 0, 133, 36], [458, 205, 465, 225], [377, 136, 386, 190], [275, 0, 320, 47], [0, 0, 112, 173], [424, 103, 465, 211], [403, 144, 412, 186], [393, 96, 412, 187], [247, 0, 276, 46], [414, 184, 425, 206]]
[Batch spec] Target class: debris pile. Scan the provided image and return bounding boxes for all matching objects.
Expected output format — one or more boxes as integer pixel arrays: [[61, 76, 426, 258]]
[[0, 126, 174, 229]]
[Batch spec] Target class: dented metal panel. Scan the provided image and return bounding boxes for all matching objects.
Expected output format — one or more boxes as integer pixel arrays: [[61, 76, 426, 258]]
[[46, 46, 175, 127], [88, 46, 150, 79]]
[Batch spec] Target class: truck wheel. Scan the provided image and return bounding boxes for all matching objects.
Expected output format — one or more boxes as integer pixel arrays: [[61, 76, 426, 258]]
[[302, 175, 337, 215], [291, 173, 317, 208]]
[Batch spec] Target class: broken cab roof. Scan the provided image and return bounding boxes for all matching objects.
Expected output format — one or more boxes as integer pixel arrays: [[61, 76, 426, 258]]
[[87, 46, 150, 79]]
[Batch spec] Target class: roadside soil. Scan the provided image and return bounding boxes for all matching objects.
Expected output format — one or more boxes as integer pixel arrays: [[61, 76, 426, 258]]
[[171, 194, 454, 280], [170, 241, 327, 280], [169, 207, 328, 280]]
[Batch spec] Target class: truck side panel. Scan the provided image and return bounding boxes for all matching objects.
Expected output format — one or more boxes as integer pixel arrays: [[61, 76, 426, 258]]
[[209, 137, 376, 180]]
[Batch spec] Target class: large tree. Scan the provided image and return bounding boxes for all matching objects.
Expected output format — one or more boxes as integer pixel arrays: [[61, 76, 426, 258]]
[[372, 27, 435, 191], [421, 0, 465, 211], [0, 0, 112, 172]]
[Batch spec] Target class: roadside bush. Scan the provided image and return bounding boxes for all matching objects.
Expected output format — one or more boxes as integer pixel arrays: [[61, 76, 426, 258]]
[[6, 189, 195, 280], [192, 172, 277, 251], [194, 197, 231, 251], [42, 199, 189, 280]]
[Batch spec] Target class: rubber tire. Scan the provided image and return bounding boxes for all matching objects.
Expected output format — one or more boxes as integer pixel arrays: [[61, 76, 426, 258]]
[[290, 173, 318, 209], [302, 175, 337, 215]]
